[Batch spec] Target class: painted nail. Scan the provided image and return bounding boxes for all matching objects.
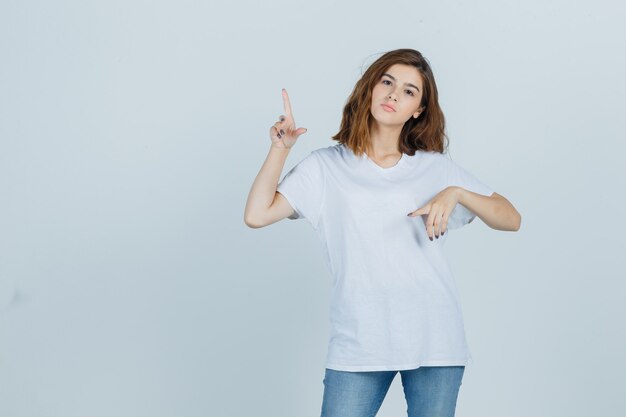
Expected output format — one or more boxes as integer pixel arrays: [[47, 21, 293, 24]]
[[280, 129, 284, 135], [429, 237, 433, 241]]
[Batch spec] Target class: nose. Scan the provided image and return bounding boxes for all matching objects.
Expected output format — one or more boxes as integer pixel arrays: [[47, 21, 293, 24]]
[[387, 92, 398, 101]]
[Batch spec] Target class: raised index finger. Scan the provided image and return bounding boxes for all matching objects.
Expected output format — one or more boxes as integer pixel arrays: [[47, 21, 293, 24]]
[[282, 88, 293, 119]]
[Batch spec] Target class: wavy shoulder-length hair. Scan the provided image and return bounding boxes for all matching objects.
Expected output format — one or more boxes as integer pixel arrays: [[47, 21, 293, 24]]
[[331, 48, 449, 157]]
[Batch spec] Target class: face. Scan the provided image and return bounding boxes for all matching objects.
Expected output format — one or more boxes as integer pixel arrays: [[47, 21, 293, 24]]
[[370, 63, 425, 127]]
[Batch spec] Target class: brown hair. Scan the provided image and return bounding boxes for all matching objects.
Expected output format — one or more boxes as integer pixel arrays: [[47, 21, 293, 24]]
[[331, 48, 449, 157]]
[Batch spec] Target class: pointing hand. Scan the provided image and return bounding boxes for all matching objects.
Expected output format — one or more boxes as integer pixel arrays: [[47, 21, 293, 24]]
[[269, 88, 308, 149], [407, 187, 463, 240]]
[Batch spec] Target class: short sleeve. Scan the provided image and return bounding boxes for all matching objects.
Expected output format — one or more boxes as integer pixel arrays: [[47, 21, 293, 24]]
[[445, 157, 495, 229], [276, 150, 325, 229]]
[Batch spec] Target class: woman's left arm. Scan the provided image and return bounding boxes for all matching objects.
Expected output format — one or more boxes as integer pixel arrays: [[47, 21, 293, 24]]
[[454, 187, 521, 231]]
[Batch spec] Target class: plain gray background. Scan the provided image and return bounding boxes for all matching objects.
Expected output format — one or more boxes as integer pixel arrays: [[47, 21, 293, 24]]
[[1, 0, 624, 416]]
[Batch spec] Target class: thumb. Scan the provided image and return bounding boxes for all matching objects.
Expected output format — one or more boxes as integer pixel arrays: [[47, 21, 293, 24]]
[[408, 206, 429, 217], [295, 127, 307, 136]]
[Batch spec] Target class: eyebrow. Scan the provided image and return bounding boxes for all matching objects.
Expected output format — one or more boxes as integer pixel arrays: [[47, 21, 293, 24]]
[[382, 73, 420, 92]]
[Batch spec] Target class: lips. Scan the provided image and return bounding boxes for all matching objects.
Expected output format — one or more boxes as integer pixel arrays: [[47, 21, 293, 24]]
[[381, 103, 396, 112]]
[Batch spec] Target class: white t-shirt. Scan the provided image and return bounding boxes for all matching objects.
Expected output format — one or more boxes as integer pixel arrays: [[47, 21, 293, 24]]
[[276, 142, 494, 371]]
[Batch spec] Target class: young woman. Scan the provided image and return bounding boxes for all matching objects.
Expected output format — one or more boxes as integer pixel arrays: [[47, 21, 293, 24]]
[[244, 48, 521, 417]]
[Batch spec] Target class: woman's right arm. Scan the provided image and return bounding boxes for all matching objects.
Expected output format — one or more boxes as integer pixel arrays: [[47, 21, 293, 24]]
[[243, 89, 307, 228], [243, 144, 297, 228]]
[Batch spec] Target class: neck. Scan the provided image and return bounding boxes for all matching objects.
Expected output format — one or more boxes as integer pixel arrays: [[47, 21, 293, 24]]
[[368, 122, 403, 158]]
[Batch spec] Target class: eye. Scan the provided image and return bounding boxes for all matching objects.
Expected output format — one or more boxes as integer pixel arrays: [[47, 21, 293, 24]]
[[382, 79, 392, 85], [405, 90, 414, 96]]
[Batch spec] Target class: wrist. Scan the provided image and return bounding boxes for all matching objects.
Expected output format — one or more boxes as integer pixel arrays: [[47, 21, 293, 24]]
[[452, 186, 466, 204], [270, 143, 292, 152]]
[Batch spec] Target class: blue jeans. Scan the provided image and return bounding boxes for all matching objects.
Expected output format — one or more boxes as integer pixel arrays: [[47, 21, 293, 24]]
[[320, 366, 465, 417]]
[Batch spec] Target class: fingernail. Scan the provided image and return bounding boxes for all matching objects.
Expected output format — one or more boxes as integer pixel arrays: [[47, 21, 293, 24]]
[[429, 237, 433, 241], [407, 213, 412, 216], [280, 129, 284, 135]]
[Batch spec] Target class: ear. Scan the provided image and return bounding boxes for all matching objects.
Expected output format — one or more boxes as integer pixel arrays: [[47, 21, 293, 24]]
[[413, 106, 425, 118]]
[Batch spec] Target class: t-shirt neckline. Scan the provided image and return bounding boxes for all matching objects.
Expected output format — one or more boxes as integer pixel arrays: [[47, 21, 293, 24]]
[[339, 142, 411, 175], [363, 150, 406, 172]]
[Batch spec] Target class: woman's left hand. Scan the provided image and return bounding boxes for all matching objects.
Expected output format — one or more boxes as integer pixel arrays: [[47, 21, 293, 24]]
[[407, 186, 461, 240]]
